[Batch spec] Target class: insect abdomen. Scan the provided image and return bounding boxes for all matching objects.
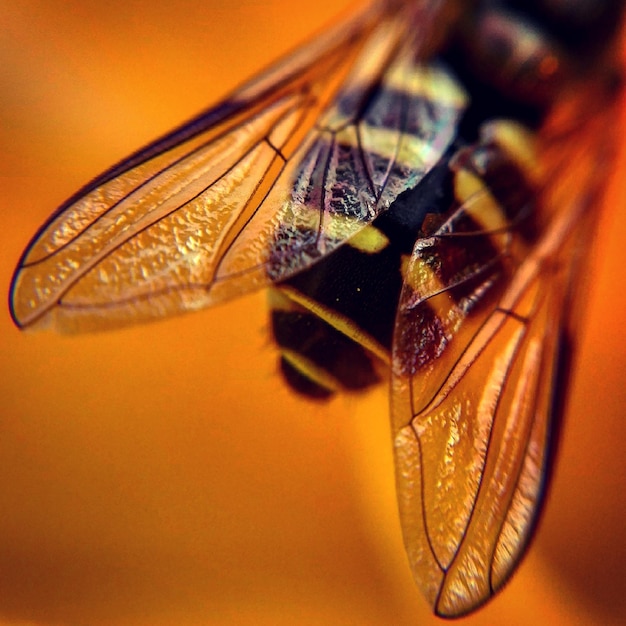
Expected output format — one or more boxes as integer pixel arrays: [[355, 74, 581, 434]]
[[270, 121, 538, 397], [268, 154, 454, 397]]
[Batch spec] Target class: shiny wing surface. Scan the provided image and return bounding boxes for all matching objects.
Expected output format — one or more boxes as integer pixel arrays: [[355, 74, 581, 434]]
[[390, 90, 619, 617], [10, 1, 465, 332]]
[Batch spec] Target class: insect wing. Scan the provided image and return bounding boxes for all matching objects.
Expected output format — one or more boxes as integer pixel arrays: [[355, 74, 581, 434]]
[[390, 88, 620, 616], [9, 1, 382, 332], [10, 1, 465, 333]]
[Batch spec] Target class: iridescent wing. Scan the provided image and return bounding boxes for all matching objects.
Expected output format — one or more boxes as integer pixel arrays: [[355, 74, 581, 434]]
[[10, 0, 466, 333], [390, 88, 619, 617]]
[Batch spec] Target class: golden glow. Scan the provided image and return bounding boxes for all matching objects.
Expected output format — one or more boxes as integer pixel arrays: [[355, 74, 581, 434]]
[[454, 168, 509, 233], [0, 2, 625, 625], [281, 348, 341, 392], [278, 285, 390, 364], [348, 225, 390, 253], [482, 120, 542, 185]]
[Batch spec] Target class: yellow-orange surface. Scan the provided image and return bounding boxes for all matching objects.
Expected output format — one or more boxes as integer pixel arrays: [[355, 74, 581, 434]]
[[1, 2, 625, 625]]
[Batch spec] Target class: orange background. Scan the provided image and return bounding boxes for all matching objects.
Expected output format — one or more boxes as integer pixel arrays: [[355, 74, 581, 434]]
[[1, 2, 625, 625]]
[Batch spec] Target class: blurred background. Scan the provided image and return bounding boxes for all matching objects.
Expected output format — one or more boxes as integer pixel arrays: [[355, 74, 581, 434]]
[[1, 1, 625, 625]]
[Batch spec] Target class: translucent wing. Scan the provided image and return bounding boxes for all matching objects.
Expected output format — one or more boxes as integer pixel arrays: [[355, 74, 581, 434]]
[[10, 0, 466, 332], [390, 89, 619, 617]]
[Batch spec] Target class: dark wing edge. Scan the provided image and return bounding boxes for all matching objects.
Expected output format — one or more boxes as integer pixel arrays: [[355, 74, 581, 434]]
[[10, 1, 467, 334], [389, 85, 621, 616], [8, 1, 387, 332], [391, 201, 596, 616]]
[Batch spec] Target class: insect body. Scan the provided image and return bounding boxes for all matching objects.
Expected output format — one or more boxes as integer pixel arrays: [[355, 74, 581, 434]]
[[9, 0, 623, 617]]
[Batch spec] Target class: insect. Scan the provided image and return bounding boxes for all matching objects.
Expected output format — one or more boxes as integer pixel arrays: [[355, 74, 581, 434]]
[[9, 0, 623, 618]]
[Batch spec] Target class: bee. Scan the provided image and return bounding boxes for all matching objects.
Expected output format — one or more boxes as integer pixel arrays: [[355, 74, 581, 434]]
[[9, 0, 624, 617]]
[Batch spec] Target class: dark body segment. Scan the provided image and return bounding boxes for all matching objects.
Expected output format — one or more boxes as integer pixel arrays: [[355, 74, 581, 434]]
[[7, 0, 622, 618], [269, 0, 556, 396], [270, 122, 538, 394], [271, 143, 452, 394], [269, 0, 625, 398]]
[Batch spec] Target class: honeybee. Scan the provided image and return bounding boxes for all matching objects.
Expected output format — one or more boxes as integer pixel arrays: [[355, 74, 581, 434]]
[[9, 0, 624, 617]]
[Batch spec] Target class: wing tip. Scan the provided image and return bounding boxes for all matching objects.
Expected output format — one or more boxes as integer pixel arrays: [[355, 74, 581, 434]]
[[8, 267, 27, 330]]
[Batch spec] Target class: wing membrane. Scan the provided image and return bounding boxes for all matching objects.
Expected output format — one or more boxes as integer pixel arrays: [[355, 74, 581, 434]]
[[9, 1, 381, 331], [393, 211, 588, 616], [391, 89, 617, 616], [11, 1, 466, 332]]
